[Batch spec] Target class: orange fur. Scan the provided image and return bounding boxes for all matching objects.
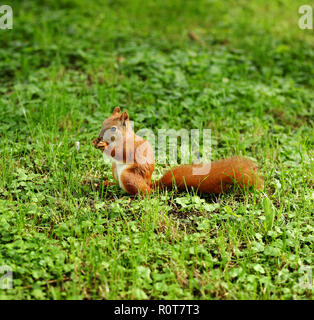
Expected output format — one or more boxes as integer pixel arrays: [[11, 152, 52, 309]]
[[154, 157, 263, 193], [93, 108, 264, 195]]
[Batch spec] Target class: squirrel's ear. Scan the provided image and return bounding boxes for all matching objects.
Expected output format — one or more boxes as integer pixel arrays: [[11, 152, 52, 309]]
[[121, 111, 129, 125], [112, 106, 121, 115]]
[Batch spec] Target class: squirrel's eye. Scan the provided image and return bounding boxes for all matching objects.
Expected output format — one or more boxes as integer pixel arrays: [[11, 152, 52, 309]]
[[111, 126, 117, 132]]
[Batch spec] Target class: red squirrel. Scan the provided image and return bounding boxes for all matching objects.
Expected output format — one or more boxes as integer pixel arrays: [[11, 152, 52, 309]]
[[92, 107, 264, 195]]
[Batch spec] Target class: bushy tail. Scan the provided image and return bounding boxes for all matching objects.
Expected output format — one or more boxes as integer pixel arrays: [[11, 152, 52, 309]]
[[153, 157, 264, 194]]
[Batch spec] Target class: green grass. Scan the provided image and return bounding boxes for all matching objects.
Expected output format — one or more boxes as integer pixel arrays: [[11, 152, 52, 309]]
[[0, 0, 313, 299]]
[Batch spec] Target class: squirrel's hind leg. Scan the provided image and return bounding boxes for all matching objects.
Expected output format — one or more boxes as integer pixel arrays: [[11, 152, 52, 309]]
[[120, 170, 151, 195]]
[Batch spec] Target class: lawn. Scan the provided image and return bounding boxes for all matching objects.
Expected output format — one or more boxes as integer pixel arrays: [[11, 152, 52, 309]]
[[0, 0, 313, 299]]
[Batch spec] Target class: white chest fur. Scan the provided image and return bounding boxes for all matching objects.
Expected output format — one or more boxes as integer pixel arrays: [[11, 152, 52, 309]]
[[115, 161, 131, 190]]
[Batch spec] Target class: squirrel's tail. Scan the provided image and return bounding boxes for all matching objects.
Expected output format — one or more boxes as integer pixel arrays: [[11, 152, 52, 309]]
[[153, 157, 263, 193]]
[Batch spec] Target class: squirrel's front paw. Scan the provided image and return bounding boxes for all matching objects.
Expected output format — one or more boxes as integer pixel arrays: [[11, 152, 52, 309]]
[[92, 137, 108, 151], [92, 137, 101, 147]]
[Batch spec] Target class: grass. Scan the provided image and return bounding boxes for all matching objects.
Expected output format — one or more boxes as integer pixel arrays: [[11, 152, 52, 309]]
[[0, 0, 313, 299]]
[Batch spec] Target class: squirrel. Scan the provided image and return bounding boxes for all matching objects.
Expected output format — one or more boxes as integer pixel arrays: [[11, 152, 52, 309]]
[[92, 107, 264, 195]]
